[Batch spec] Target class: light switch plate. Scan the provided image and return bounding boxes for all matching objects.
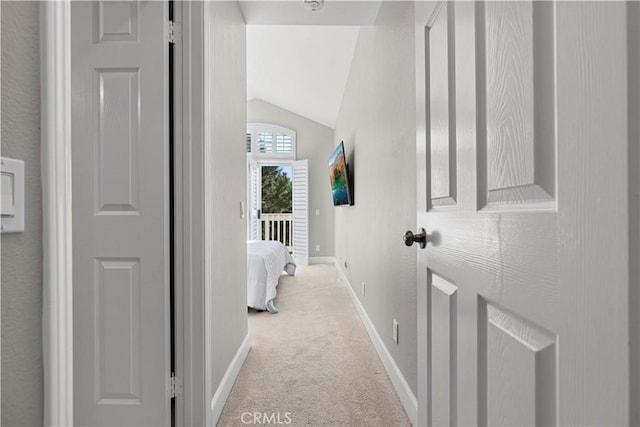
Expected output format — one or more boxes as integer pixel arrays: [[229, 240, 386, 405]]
[[1, 173, 16, 217], [0, 157, 25, 233]]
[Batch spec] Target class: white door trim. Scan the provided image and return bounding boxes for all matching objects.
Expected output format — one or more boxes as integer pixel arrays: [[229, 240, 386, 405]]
[[41, 2, 74, 425], [41, 1, 210, 425], [202, 1, 214, 424], [174, 1, 210, 425]]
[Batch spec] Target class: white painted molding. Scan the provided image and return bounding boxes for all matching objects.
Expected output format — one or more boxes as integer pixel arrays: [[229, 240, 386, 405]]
[[210, 335, 251, 424], [173, 1, 209, 426], [333, 260, 418, 426], [203, 2, 214, 426], [41, 2, 74, 426], [309, 256, 336, 265]]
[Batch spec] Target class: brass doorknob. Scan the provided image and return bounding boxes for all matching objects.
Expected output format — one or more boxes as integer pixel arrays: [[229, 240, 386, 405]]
[[404, 229, 428, 249]]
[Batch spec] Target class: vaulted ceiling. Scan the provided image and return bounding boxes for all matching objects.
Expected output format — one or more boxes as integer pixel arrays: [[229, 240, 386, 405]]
[[241, 1, 382, 128]]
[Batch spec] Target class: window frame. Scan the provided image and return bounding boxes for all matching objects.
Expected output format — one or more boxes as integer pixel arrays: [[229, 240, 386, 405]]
[[247, 123, 297, 159]]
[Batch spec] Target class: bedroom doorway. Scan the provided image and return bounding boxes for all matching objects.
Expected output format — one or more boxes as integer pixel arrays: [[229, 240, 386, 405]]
[[248, 159, 309, 265], [247, 124, 309, 265]]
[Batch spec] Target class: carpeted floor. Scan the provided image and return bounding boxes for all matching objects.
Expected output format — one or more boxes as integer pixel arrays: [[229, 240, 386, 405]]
[[217, 263, 412, 427]]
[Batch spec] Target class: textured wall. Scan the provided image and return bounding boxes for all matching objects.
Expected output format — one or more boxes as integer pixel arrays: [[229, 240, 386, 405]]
[[631, 3, 640, 425], [247, 99, 335, 258], [208, 1, 249, 395], [333, 1, 417, 394], [0, 2, 44, 426]]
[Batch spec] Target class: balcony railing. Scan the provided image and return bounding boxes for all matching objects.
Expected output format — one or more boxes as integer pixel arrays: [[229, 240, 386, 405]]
[[261, 213, 293, 252]]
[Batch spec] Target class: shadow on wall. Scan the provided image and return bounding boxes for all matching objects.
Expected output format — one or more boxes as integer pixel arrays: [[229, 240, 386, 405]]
[[346, 145, 355, 205]]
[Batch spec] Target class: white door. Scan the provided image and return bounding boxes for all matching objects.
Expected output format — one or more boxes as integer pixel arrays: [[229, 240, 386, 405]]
[[71, 1, 171, 425], [414, 2, 630, 426], [247, 159, 261, 240], [293, 159, 309, 266]]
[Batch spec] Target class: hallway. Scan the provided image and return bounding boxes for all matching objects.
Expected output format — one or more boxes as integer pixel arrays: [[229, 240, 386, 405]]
[[217, 264, 411, 426]]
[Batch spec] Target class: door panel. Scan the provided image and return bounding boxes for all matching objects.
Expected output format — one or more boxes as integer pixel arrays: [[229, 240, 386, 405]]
[[94, 258, 142, 404], [483, 301, 556, 427], [481, 1, 555, 207], [71, 1, 170, 425], [416, 1, 630, 426], [95, 69, 140, 213], [429, 271, 457, 427], [428, 2, 457, 208]]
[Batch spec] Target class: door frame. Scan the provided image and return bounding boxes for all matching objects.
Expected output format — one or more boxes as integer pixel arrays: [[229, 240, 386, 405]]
[[41, 1, 210, 425]]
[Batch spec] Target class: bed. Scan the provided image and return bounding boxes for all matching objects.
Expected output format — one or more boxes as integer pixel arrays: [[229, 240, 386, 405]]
[[247, 240, 296, 313]]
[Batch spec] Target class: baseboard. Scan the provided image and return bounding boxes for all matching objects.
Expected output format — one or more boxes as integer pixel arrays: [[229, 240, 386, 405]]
[[210, 334, 251, 424], [334, 260, 418, 426], [309, 256, 336, 265]]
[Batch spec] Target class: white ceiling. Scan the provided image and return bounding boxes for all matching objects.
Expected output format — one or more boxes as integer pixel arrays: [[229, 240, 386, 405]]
[[240, 1, 381, 26], [242, 1, 382, 128], [247, 25, 360, 128]]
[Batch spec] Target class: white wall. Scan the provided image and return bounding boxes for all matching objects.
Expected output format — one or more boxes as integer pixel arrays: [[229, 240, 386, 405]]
[[333, 1, 417, 395], [247, 99, 335, 258], [207, 1, 249, 395], [0, 2, 43, 425]]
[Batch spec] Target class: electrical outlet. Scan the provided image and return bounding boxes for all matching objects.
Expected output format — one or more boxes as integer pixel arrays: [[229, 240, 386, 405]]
[[361, 282, 366, 296], [393, 319, 399, 344], [315, 245, 320, 252]]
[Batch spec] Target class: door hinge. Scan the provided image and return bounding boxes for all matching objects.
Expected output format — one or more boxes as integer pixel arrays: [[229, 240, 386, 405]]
[[170, 373, 176, 399], [169, 373, 182, 399], [168, 20, 177, 44]]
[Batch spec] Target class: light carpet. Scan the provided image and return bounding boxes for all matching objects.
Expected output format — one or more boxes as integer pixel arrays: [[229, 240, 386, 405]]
[[217, 263, 411, 427]]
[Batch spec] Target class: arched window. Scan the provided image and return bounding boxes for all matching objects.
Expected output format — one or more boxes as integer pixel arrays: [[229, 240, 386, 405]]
[[246, 123, 296, 159]]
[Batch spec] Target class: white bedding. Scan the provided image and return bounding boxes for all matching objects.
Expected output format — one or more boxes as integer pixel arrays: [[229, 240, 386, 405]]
[[247, 240, 296, 311]]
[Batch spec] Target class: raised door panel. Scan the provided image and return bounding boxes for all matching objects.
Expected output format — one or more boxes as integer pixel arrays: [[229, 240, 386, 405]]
[[479, 1, 555, 209], [481, 301, 557, 426], [95, 1, 139, 43], [429, 271, 457, 427], [428, 3, 457, 208], [94, 69, 140, 214], [95, 258, 142, 404]]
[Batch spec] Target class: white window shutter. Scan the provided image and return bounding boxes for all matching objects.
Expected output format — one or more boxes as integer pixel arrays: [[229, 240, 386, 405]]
[[247, 123, 296, 159], [247, 159, 260, 241], [292, 160, 309, 266]]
